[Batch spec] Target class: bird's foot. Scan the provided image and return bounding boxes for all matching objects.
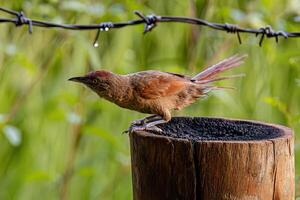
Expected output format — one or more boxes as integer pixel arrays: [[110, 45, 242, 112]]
[[131, 118, 146, 126], [123, 124, 162, 134], [132, 125, 162, 133]]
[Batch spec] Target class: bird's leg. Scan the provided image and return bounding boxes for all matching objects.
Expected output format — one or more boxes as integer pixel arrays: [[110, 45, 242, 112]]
[[131, 114, 161, 126]]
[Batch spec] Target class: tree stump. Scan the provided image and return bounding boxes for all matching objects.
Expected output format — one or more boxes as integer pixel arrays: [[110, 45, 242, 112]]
[[129, 117, 294, 200]]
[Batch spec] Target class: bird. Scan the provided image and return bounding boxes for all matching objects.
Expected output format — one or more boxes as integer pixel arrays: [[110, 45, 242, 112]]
[[69, 54, 247, 133]]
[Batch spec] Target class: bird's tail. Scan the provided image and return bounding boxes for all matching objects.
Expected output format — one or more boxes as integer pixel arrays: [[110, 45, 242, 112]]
[[192, 54, 247, 84], [192, 54, 247, 94]]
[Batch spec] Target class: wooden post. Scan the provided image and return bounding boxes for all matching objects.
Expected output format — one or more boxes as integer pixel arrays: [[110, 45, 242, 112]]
[[129, 117, 294, 200]]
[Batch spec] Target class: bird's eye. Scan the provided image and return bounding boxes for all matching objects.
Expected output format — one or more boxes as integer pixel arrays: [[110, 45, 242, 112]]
[[92, 79, 98, 84]]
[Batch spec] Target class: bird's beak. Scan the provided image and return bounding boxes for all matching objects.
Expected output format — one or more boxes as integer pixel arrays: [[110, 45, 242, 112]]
[[68, 76, 89, 84]]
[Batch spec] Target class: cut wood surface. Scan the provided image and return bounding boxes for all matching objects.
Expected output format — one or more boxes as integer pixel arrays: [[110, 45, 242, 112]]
[[129, 117, 294, 200]]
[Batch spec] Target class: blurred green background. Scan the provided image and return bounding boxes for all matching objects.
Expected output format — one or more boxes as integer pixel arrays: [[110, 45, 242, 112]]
[[0, 0, 299, 199]]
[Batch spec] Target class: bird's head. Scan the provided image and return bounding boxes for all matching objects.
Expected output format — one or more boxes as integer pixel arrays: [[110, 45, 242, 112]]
[[68, 70, 114, 96]]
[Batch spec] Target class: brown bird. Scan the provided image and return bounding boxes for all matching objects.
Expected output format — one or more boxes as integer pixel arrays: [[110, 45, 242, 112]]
[[69, 54, 247, 133]]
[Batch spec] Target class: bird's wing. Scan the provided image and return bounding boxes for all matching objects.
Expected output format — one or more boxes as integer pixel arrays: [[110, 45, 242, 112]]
[[131, 71, 189, 99]]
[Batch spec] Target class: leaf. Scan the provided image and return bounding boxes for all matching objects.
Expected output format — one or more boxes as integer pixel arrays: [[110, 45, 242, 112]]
[[2, 125, 22, 147]]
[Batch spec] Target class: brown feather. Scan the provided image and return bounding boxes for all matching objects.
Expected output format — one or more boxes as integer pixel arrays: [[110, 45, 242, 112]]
[[130, 70, 188, 99]]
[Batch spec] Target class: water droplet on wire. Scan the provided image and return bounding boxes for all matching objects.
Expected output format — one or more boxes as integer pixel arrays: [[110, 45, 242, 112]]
[[105, 27, 109, 31], [93, 42, 99, 48]]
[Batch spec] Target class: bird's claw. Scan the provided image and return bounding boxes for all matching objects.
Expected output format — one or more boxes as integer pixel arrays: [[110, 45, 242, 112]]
[[146, 126, 163, 133], [123, 124, 137, 134], [123, 124, 162, 134], [131, 119, 145, 126], [123, 120, 145, 133], [122, 129, 129, 134]]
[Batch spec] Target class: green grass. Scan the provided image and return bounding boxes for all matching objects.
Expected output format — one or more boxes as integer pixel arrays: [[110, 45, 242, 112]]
[[0, 0, 299, 199]]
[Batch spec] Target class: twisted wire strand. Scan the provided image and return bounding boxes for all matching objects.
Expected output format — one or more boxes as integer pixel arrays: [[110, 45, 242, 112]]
[[1, 7, 299, 46]]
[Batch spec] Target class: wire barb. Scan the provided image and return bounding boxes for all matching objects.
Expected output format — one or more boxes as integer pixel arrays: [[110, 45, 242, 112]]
[[134, 10, 158, 33], [0, 8, 33, 33], [0, 7, 299, 46], [256, 25, 289, 46], [15, 11, 33, 34], [224, 23, 242, 44]]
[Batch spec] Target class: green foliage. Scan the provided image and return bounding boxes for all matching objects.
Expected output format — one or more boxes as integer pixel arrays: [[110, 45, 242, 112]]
[[0, 0, 299, 199]]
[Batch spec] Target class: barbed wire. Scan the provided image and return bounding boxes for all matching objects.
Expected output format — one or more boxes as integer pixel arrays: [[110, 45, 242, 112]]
[[1, 7, 300, 47]]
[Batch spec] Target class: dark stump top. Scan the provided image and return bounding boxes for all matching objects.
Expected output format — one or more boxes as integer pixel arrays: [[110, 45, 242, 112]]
[[154, 117, 284, 141]]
